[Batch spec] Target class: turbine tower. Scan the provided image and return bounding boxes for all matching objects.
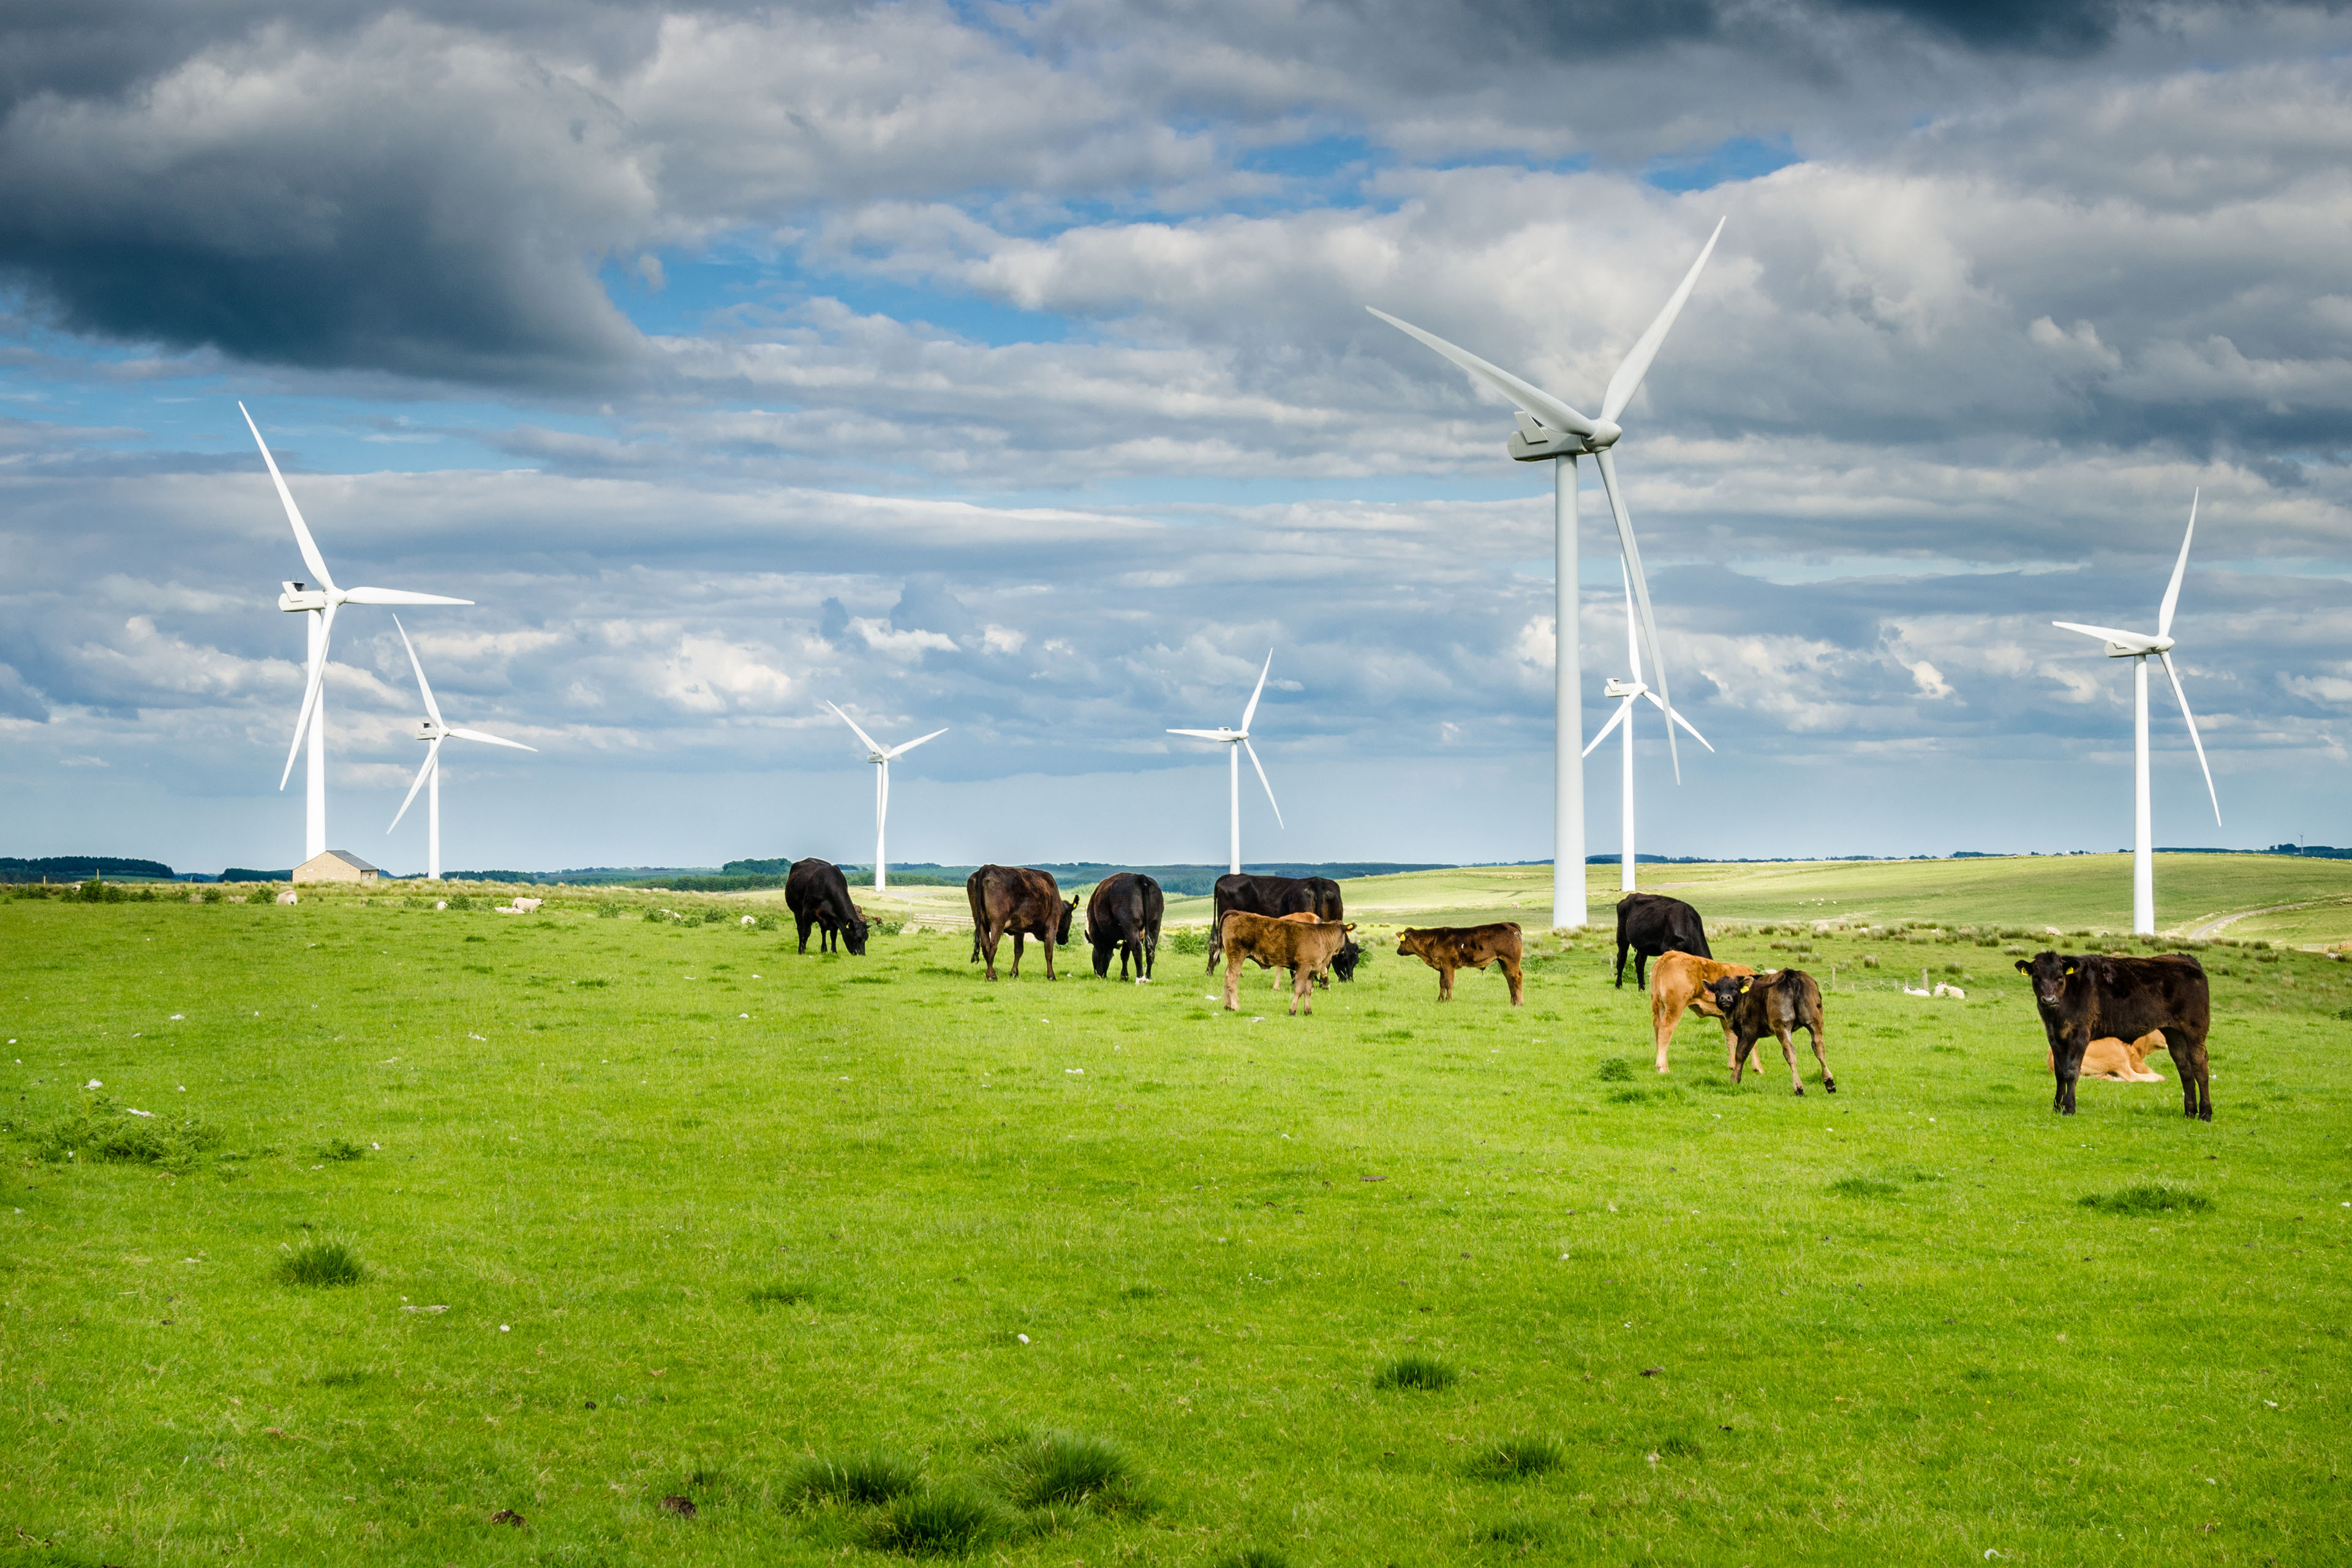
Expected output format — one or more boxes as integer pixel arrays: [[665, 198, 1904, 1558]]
[[387, 619, 536, 881], [1168, 650, 1284, 876], [1369, 217, 1723, 929], [1584, 561, 1714, 893], [2053, 491, 2222, 936], [823, 701, 947, 894], [241, 404, 472, 864]]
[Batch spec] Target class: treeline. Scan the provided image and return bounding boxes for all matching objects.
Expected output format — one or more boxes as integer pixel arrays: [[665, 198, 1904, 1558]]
[[0, 856, 175, 883]]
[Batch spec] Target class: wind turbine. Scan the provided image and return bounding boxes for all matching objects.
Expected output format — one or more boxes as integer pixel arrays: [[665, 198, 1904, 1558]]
[[1167, 650, 1284, 876], [386, 618, 536, 881], [1369, 217, 1724, 929], [823, 701, 948, 894], [2053, 491, 2222, 937], [241, 403, 472, 865], [1583, 561, 1714, 893]]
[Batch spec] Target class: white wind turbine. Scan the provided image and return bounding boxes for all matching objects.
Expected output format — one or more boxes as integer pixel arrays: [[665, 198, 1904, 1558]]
[[1167, 650, 1284, 876], [823, 701, 948, 894], [1370, 217, 1724, 929], [2053, 491, 2222, 937], [241, 403, 472, 865], [1583, 561, 1714, 893], [386, 619, 536, 881]]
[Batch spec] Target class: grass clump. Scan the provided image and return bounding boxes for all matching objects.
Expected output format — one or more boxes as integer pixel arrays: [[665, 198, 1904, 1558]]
[[319, 1137, 366, 1162], [748, 1281, 817, 1307], [29, 1098, 222, 1169], [277, 1238, 367, 1287], [1470, 1436, 1564, 1480], [1476, 1517, 1556, 1548], [1594, 1056, 1639, 1082], [792, 1451, 922, 1506], [2079, 1183, 2212, 1215], [864, 1485, 1006, 1557], [1373, 1354, 1458, 1391], [995, 1430, 1142, 1512], [1167, 929, 1208, 956], [1826, 1175, 1900, 1197], [1215, 1551, 1292, 1568]]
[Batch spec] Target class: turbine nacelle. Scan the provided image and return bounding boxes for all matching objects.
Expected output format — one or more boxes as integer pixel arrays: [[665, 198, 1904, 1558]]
[[1602, 677, 1644, 700], [2052, 621, 2178, 660], [279, 581, 329, 613]]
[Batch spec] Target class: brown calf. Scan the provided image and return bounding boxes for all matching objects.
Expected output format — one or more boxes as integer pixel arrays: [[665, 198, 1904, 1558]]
[[1648, 951, 1756, 1073], [1704, 968, 1834, 1095], [1221, 911, 1355, 1016], [2047, 1030, 2168, 1082], [1394, 923, 1525, 1006]]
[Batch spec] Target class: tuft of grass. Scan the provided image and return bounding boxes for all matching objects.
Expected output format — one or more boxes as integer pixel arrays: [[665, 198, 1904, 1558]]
[[1214, 1551, 1292, 1568], [1826, 1175, 1899, 1197], [29, 1098, 222, 1169], [1469, 1436, 1564, 1480], [995, 1430, 1140, 1511], [319, 1137, 366, 1162], [748, 1281, 818, 1308], [277, 1238, 367, 1287], [792, 1451, 923, 1506], [1476, 1517, 1556, 1547], [1373, 1354, 1458, 1391], [864, 1485, 1007, 1557], [2079, 1183, 2212, 1215], [1594, 1057, 1638, 1082], [1657, 1434, 1705, 1460]]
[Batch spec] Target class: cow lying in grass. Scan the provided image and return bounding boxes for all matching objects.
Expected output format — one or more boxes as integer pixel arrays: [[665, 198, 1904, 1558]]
[[2049, 1030, 2169, 1083], [2016, 951, 2212, 1119], [1705, 969, 1834, 1095], [1395, 923, 1524, 1006], [1221, 911, 1355, 1016], [1648, 951, 1756, 1073]]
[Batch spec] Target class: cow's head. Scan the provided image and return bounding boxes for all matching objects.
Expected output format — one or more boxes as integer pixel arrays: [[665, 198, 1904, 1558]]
[[1705, 973, 1755, 1015], [1056, 895, 1080, 945], [2015, 951, 2078, 1008], [1394, 928, 1431, 960], [1331, 935, 1366, 981], [843, 903, 870, 957]]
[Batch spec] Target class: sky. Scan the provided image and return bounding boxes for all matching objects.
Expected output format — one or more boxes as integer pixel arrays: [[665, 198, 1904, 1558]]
[[2, 0, 2349, 876]]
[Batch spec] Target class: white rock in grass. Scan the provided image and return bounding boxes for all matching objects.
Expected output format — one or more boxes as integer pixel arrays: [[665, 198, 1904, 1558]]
[[85, 1079, 102, 1089], [1017, 1333, 1030, 1344]]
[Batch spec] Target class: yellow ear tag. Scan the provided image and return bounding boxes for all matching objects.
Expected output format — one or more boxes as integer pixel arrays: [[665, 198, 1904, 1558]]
[[1738, 979, 1751, 992], [2064, 965, 2074, 975]]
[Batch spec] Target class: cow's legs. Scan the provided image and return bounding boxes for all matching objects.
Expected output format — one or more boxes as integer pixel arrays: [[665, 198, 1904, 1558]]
[[1728, 1031, 1754, 1084], [1224, 952, 1243, 1012], [1634, 951, 1649, 990], [2163, 1026, 2212, 1121], [1010, 931, 1025, 978], [1613, 940, 1629, 988], [1771, 1025, 1806, 1095], [1504, 956, 1524, 1008], [980, 924, 1003, 982], [2051, 1031, 2086, 1115], [1436, 965, 1454, 1002], [1041, 927, 1057, 981], [1292, 964, 1313, 1016], [795, 913, 814, 954], [1654, 992, 1687, 1072], [1808, 1024, 1835, 1093]]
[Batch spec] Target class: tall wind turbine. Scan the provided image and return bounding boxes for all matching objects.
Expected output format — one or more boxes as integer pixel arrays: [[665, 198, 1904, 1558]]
[[2053, 491, 2222, 936], [1168, 650, 1284, 876], [386, 619, 535, 881], [1583, 561, 1714, 892], [823, 701, 947, 893], [241, 403, 472, 864], [1369, 217, 1724, 929]]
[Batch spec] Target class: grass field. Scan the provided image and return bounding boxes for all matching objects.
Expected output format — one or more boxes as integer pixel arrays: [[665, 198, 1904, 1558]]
[[5, 878, 2351, 1566]]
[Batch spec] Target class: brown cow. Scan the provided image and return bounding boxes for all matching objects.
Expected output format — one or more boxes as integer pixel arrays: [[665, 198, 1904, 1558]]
[[1648, 951, 1757, 1073], [2049, 1030, 2169, 1083], [966, 864, 1079, 982], [1221, 911, 1355, 1016], [1704, 969, 1834, 1095], [1395, 923, 1525, 1006]]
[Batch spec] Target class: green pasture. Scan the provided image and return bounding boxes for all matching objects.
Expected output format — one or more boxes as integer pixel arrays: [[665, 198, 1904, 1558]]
[[4, 887, 2350, 1567]]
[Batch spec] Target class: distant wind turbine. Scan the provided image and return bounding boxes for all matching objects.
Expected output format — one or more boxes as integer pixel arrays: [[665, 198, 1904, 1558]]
[[386, 618, 535, 881], [1168, 650, 1284, 876], [2052, 491, 2222, 936], [823, 701, 947, 894], [1369, 217, 1724, 929], [241, 402, 472, 865], [1584, 561, 1713, 893]]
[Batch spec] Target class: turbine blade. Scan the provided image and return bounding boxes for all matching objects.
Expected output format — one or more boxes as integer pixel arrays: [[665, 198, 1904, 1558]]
[[390, 738, 441, 832], [447, 726, 535, 752], [1243, 738, 1283, 828], [1365, 307, 1599, 437], [2159, 650, 2222, 826], [886, 726, 949, 758], [278, 600, 337, 790], [1644, 690, 1716, 751], [1620, 557, 1640, 679], [340, 587, 474, 606], [1240, 650, 1273, 733], [394, 616, 443, 726], [2052, 620, 2153, 645], [2157, 489, 2198, 638], [823, 699, 884, 757], [1167, 728, 1229, 741], [239, 402, 335, 594], [1583, 698, 1632, 758], [1601, 217, 1725, 424], [1594, 448, 1679, 783]]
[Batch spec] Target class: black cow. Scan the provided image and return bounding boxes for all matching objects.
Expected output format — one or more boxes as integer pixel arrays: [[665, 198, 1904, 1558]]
[[1087, 872, 1164, 981], [2016, 951, 2213, 1120], [1208, 873, 1360, 984], [967, 864, 1079, 981], [784, 858, 869, 956], [1615, 892, 1711, 989], [1705, 968, 1833, 1095]]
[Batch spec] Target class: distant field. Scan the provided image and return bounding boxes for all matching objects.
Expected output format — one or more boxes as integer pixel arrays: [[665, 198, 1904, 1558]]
[[4, 892, 2349, 1565]]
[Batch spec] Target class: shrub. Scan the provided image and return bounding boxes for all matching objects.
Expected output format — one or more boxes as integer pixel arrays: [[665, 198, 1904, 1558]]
[[2079, 1184, 2212, 1216], [1373, 1354, 1458, 1391], [445, 894, 474, 911], [996, 1430, 1138, 1510], [865, 1486, 1006, 1557], [1167, 929, 1208, 956], [278, 1238, 368, 1287], [791, 1451, 922, 1506], [595, 902, 622, 919], [870, 916, 904, 937], [1470, 1436, 1564, 1480]]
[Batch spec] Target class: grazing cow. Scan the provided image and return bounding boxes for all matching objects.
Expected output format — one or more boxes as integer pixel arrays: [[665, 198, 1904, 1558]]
[[1087, 873, 1165, 981], [785, 858, 869, 956], [2049, 1030, 2170, 1084], [2015, 952, 2212, 1120], [1705, 969, 1834, 1095], [1395, 923, 1526, 1006], [967, 864, 1079, 982], [1219, 911, 1355, 1016], [1207, 873, 1348, 979], [1648, 952, 1757, 1074], [1614, 893, 1711, 990]]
